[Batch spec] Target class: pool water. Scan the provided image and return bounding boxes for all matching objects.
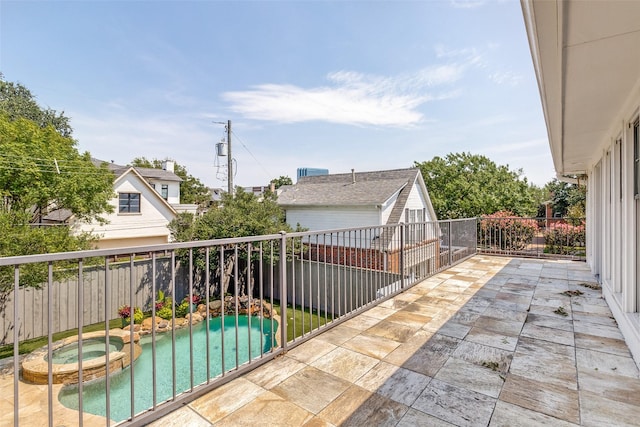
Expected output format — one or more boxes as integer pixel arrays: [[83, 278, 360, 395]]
[[58, 315, 276, 422], [48, 337, 122, 364]]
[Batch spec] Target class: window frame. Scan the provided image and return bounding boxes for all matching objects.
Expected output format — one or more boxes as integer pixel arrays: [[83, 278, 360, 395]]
[[118, 192, 141, 214]]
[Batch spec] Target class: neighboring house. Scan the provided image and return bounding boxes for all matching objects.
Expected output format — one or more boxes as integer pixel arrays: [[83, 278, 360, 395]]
[[522, 1, 640, 363], [57, 159, 197, 249], [277, 168, 439, 274], [77, 165, 178, 249]]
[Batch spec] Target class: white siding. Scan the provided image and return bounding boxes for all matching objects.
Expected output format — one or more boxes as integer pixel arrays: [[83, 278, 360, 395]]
[[286, 206, 380, 231], [148, 179, 181, 204], [77, 172, 176, 247], [381, 191, 399, 225], [404, 182, 436, 221]]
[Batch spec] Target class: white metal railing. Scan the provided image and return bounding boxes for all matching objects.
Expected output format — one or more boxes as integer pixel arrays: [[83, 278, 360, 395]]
[[0, 219, 476, 426]]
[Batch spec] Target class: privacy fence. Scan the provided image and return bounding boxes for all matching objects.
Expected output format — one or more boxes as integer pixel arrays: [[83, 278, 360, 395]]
[[0, 219, 477, 427]]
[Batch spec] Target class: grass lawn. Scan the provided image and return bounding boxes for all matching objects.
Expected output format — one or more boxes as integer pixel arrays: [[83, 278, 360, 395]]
[[271, 302, 330, 343]]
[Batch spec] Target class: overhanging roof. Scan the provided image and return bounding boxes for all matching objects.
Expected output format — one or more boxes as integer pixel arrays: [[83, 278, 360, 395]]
[[522, 0, 640, 176], [278, 168, 419, 207]]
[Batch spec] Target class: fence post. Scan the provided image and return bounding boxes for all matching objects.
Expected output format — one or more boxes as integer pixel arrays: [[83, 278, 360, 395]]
[[400, 223, 405, 289], [279, 231, 288, 351]]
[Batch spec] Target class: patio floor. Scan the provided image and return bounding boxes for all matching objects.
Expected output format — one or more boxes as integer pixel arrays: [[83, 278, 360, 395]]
[[3, 255, 639, 426], [150, 255, 640, 427]]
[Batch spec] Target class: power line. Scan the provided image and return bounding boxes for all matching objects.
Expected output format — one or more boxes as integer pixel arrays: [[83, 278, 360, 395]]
[[230, 130, 274, 181]]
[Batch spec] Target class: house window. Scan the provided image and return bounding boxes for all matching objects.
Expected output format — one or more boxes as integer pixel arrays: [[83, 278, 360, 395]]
[[161, 184, 168, 200], [119, 193, 140, 213], [405, 208, 426, 243]]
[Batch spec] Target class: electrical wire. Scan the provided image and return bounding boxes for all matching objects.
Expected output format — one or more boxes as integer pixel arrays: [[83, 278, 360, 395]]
[[230, 130, 273, 180]]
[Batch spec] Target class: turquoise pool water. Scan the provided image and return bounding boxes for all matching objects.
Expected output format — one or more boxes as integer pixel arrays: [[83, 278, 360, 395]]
[[58, 315, 276, 422]]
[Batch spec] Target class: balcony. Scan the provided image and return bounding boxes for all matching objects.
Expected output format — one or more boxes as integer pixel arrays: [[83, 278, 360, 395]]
[[0, 220, 638, 426]]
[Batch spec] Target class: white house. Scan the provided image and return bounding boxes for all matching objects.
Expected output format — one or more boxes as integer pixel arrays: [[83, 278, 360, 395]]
[[522, 0, 640, 364], [77, 166, 178, 249], [278, 168, 437, 232], [278, 168, 439, 274]]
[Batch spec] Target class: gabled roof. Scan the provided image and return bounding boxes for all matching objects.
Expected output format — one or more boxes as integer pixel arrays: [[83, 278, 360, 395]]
[[92, 159, 182, 182], [114, 167, 178, 216], [278, 168, 420, 207]]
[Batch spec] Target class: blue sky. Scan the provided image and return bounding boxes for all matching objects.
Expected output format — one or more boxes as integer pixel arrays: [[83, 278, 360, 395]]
[[0, 0, 553, 189]]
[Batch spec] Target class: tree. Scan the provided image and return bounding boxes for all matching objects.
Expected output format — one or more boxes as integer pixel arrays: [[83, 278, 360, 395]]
[[545, 178, 586, 218], [269, 175, 293, 189], [0, 76, 114, 295], [414, 152, 539, 219], [0, 73, 72, 137], [169, 188, 293, 296], [0, 114, 114, 223], [130, 157, 210, 207]]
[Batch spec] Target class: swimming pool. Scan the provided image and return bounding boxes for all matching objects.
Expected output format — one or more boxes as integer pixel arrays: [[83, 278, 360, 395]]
[[58, 315, 277, 422]]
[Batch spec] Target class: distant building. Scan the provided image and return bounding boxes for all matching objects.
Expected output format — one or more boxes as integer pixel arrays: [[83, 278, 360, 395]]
[[296, 167, 329, 182]]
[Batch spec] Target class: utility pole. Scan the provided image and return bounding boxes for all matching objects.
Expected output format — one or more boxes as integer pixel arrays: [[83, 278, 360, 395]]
[[226, 120, 233, 196]]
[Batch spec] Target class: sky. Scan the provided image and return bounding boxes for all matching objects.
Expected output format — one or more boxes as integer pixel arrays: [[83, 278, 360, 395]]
[[0, 0, 554, 189]]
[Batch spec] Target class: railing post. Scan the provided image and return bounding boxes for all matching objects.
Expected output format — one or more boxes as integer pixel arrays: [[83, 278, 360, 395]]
[[448, 221, 453, 266], [279, 231, 288, 351], [400, 222, 405, 289], [474, 218, 479, 255]]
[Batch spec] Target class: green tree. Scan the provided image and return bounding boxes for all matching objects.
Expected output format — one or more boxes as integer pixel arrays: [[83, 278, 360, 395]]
[[0, 114, 114, 223], [169, 188, 293, 296], [414, 152, 539, 219], [130, 157, 210, 207], [0, 76, 114, 294], [545, 178, 586, 218], [269, 175, 293, 189], [0, 73, 72, 137]]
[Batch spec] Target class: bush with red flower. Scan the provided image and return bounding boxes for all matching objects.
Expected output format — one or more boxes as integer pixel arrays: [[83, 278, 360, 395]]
[[544, 221, 585, 254], [479, 211, 539, 251], [118, 304, 143, 325]]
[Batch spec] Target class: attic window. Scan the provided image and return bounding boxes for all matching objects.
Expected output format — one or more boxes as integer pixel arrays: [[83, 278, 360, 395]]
[[119, 193, 140, 213]]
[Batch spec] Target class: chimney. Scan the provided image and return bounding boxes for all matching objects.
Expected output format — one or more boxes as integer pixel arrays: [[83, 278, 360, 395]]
[[351, 168, 356, 184], [162, 160, 175, 173]]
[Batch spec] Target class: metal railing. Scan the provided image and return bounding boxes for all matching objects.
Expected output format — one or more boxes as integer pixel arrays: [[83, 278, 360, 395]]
[[477, 216, 586, 261], [0, 218, 477, 427]]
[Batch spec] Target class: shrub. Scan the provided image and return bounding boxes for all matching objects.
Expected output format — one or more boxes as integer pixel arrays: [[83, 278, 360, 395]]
[[175, 301, 191, 318], [132, 307, 144, 324], [118, 305, 144, 325], [544, 222, 585, 254], [156, 305, 173, 320], [479, 211, 539, 251]]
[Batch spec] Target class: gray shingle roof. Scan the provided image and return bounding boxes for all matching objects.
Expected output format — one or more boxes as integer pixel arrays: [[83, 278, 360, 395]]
[[278, 168, 420, 206], [91, 159, 182, 182]]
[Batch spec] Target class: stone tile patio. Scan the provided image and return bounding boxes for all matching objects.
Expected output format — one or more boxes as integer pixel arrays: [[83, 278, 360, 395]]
[[149, 255, 640, 426], [3, 255, 640, 426]]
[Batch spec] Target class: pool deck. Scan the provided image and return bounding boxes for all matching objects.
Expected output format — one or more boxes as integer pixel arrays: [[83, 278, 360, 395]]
[[3, 255, 640, 426]]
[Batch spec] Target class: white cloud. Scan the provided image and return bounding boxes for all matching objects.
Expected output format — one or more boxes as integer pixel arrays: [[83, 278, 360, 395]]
[[221, 62, 474, 128], [489, 71, 523, 87], [449, 0, 486, 9]]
